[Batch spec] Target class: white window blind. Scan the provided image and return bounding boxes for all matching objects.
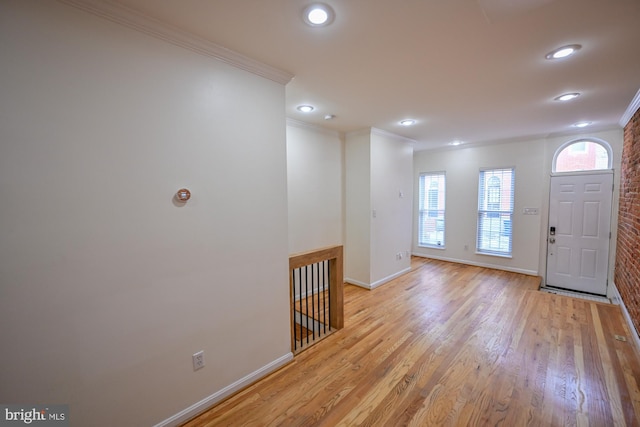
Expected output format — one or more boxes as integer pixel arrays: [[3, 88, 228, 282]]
[[418, 172, 445, 247], [477, 168, 514, 256]]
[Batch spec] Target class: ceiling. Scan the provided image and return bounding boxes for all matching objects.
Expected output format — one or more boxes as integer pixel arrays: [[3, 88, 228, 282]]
[[111, 0, 640, 151]]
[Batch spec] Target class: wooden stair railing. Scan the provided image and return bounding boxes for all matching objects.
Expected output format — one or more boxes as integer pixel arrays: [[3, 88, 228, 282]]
[[289, 245, 343, 353]]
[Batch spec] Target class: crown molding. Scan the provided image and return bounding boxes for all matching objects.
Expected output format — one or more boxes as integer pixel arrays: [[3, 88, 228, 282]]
[[371, 127, 417, 145], [345, 128, 373, 139], [620, 88, 640, 128], [286, 118, 342, 138], [58, 0, 294, 85], [344, 127, 417, 145]]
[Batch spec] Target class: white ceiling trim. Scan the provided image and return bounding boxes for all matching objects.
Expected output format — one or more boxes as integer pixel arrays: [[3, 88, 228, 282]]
[[57, 0, 294, 85], [286, 118, 343, 138], [619, 88, 640, 128], [345, 128, 373, 139], [344, 127, 417, 145], [371, 127, 417, 145]]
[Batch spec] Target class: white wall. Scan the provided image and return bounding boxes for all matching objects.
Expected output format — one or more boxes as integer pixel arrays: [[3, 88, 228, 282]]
[[414, 139, 545, 274], [345, 129, 413, 288], [345, 131, 372, 284], [370, 130, 414, 284], [413, 129, 623, 279], [286, 121, 344, 254], [0, 2, 290, 426]]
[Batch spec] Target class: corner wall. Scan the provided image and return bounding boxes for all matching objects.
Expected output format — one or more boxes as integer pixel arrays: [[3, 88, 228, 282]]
[[615, 106, 640, 334], [345, 129, 413, 288], [345, 130, 372, 284], [370, 130, 413, 285], [286, 121, 344, 254]]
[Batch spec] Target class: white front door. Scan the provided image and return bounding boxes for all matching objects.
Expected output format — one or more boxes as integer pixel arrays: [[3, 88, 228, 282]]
[[546, 172, 613, 295]]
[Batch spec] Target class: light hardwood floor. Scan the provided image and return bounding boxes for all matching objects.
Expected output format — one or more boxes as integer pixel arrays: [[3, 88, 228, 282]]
[[183, 257, 640, 426]]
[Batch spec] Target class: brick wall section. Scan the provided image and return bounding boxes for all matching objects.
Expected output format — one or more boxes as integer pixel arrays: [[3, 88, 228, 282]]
[[615, 107, 640, 334]]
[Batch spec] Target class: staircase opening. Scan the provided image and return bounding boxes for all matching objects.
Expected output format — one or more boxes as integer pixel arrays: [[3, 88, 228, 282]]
[[289, 245, 344, 353]]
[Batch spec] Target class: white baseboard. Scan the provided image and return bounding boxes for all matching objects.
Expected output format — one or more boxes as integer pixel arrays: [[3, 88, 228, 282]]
[[344, 277, 371, 289], [609, 281, 640, 353], [345, 267, 412, 290], [153, 352, 293, 427], [412, 252, 538, 276], [370, 267, 412, 289]]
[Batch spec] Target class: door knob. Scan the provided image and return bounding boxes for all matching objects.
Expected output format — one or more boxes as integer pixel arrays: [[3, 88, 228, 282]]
[[549, 237, 556, 244]]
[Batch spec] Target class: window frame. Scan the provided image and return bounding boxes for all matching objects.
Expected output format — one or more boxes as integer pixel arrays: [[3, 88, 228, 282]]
[[476, 167, 515, 257], [418, 171, 446, 248], [552, 138, 613, 173]]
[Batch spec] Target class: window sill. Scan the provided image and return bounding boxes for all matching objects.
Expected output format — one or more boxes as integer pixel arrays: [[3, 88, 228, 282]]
[[475, 251, 512, 259], [418, 245, 446, 250]]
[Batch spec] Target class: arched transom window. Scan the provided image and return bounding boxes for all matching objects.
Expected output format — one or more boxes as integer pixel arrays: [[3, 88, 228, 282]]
[[553, 139, 612, 173]]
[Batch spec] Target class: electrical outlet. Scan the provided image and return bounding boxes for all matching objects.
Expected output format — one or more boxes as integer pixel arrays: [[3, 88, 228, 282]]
[[193, 351, 205, 371]]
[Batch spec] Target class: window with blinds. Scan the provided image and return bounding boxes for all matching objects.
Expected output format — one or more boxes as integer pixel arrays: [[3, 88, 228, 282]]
[[418, 172, 445, 247], [477, 168, 514, 256]]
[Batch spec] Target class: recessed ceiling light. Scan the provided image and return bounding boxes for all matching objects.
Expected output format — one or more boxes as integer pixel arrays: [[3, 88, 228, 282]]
[[297, 105, 314, 113], [449, 140, 463, 146], [400, 119, 415, 126], [572, 121, 592, 128], [545, 44, 582, 60], [554, 93, 581, 102], [303, 3, 335, 27], [324, 114, 335, 120]]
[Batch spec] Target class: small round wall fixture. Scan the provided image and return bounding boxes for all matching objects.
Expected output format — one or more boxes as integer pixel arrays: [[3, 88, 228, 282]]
[[400, 119, 416, 126], [303, 3, 335, 27], [176, 188, 191, 202]]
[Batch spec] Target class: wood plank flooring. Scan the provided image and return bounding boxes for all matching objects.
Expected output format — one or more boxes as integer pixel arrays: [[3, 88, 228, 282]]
[[183, 257, 640, 426]]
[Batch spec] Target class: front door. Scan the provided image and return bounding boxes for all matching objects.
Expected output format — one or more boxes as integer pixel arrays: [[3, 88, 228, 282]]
[[546, 172, 613, 295]]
